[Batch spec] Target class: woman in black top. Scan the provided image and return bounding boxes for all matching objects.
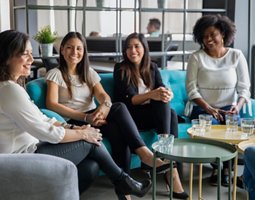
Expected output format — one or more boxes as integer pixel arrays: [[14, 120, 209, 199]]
[[113, 32, 188, 199]]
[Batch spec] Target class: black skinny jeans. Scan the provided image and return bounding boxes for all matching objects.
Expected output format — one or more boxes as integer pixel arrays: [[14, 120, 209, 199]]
[[35, 140, 122, 194], [128, 100, 179, 138], [68, 102, 146, 174]]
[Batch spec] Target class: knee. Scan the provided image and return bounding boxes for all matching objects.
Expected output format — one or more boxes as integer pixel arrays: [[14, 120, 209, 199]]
[[112, 102, 128, 113], [244, 146, 255, 162]]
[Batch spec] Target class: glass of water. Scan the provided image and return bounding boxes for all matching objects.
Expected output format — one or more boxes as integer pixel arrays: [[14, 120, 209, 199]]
[[241, 118, 255, 137], [191, 119, 205, 136], [225, 114, 240, 133], [199, 114, 213, 132], [157, 134, 174, 154]]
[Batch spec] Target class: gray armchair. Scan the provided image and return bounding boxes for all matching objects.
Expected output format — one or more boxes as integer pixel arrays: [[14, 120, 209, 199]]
[[0, 153, 79, 200]]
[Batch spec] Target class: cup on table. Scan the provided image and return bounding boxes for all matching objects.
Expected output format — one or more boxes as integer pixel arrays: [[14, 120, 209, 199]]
[[225, 114, 240, 133], [157, 134, 174, 154], [191, 119, 205, 136], [199, 114, 213, 132], [241, 118, 255, 137]]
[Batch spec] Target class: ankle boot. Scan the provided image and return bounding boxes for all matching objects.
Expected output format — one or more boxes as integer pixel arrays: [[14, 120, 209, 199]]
[[114, 172, 152, 198]]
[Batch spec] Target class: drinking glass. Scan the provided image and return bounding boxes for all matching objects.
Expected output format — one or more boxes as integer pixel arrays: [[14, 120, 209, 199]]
[[199, 114, 213, 132], [191, 119, 205, 136], [241, 118, 255, 137], [225, 114, 240, 133], [157, 134, 174, 154]]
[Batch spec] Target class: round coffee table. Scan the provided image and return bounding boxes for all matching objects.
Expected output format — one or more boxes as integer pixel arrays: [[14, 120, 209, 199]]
[[152, 138, 237, 200], [238, 139, 255, 154], [187, 125, 255, 200]]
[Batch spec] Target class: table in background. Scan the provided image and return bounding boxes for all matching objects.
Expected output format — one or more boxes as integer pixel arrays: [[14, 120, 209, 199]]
[[152, 138, 237, 200], [187, 125, 255, 200]]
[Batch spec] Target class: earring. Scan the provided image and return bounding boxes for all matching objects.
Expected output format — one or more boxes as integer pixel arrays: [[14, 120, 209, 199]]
[[201, 43, 205, 49], [222, 38, 224, 46]]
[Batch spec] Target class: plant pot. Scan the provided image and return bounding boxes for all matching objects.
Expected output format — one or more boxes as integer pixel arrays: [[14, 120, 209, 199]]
[[157, 0, 166, 8], [40, 43, 53, 57], [96, 0, 104, 8]]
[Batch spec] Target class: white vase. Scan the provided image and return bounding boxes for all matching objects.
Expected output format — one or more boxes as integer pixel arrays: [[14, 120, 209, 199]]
[[40, 43, 53, 57]]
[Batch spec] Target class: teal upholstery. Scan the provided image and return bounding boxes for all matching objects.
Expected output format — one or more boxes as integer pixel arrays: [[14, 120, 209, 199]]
[[26, 70, 255, 171]]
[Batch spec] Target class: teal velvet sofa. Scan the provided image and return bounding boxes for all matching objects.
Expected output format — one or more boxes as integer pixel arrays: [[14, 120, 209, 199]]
[[26, 70, 255, 170]]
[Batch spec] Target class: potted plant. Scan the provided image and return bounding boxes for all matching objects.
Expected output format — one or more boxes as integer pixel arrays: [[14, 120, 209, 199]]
[[33, 25, 58, 57]]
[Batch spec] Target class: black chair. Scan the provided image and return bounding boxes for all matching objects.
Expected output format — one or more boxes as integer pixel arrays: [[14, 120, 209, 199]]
[[153, 43, 179, 67]]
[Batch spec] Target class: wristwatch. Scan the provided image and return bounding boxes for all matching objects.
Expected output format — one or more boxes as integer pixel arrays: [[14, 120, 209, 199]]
[[104, 101, 112, 108]]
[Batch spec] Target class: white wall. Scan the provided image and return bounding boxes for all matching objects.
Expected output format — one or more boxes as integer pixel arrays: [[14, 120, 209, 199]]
[[0, 0, 10, 31]]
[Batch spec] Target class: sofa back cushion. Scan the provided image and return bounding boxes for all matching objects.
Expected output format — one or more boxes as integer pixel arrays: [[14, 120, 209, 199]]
[[99, 70, 188, 116]]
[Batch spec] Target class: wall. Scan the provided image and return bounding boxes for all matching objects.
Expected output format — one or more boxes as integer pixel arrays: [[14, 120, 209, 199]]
[[0, 0, 10, 31]]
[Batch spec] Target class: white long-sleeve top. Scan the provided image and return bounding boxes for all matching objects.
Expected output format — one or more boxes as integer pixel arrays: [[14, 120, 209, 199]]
[[185, 48, 250, 115], [0, 81, 65, 154]]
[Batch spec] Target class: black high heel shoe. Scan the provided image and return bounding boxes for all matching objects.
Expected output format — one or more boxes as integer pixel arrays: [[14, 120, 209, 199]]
[[163, 172, 189, 199], [141, 162, 172, 178], [114, 172, 152, 199]]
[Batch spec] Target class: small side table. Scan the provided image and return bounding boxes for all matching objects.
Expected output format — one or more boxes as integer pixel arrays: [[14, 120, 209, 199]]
[[152, 138, 237, 200]]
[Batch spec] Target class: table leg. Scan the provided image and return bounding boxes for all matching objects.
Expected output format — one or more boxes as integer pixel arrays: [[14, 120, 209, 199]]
[[233, 154, 238, 200], [228, 160, 232, 200], [153, 153, 157, 200], [170, 161, 173, 200], [189, 163, 193, 200], [198, 164, 203, 200], [217, 158, 221, 200]]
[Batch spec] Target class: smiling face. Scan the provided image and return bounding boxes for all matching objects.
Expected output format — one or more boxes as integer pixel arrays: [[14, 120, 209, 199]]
[[202, 26, 224, 51], [126, 38, 144, 68], [61, 37, 84, 68], [7, 40, 34, 81]]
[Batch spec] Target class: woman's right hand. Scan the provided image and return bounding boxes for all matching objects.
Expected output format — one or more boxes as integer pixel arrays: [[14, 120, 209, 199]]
[[149, 87, 172, 103], [80, 124, 102, 146], [205, 106, 225, 122]]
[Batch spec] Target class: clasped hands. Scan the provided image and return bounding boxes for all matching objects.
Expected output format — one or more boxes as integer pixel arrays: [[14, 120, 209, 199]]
[[85, 103, 111, 126], [150, 87, 173, 103]]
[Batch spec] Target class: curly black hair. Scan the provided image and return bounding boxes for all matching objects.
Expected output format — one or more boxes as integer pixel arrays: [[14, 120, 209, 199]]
[[193, 14, 236, 47]]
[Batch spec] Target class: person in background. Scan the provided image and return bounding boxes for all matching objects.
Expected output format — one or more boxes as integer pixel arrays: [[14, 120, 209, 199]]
[[147, 18, 161, 37], [89, 31, 100, 37], [185, 14, 250, 186], [45, 31, 171, 200], [243, 146, 255, 200], [113, 32, 188, 199], [0, 29, 152, 200]]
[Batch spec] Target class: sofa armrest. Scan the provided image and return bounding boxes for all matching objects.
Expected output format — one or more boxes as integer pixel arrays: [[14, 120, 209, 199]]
[[0, 154, 79, 200], [40, 108, 66, 123]]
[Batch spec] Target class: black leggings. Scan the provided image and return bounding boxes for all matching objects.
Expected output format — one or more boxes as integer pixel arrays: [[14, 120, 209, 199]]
[[68, 102, 146, 174], [128, 100, 179, 138], [35, 140, 122, 193]]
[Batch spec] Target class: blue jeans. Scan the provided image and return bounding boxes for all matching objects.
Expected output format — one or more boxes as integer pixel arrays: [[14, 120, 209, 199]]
[[243, 146, 255, 200]]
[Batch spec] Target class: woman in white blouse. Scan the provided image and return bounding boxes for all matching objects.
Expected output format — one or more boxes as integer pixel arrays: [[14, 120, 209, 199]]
[[185, 15, 250, 186], [0, 30, 152, 200]]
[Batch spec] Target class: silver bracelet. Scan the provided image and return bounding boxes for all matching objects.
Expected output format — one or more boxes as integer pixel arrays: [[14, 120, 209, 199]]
[[84, 114, 87, 122]]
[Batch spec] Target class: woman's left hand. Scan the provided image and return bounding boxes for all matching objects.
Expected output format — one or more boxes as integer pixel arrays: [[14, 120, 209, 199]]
[[226, 105, 240, 115]]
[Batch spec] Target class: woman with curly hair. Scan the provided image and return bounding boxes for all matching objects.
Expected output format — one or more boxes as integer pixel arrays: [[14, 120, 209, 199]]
[[185, 15, 250, 186]]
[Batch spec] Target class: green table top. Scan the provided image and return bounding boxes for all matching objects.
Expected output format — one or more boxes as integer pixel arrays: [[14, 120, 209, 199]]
[[152, 138, 237, 163]]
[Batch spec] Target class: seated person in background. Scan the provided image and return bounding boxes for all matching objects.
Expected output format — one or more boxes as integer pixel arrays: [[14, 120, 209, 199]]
[[0, 30, 152, 200], [243, 146, 255, 200], [45, 31, 171, 200], [113, 32, 188, 199], [147, 18, 161, 37], [89, 31, 100, 37], [185, 14, 250, 186]]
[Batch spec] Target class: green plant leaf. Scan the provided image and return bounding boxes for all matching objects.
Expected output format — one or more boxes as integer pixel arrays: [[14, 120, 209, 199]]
[[33, 25, 58, 44]]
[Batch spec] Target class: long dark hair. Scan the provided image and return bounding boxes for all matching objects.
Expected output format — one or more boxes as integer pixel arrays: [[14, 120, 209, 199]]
[[121, 32, 152, 89], [193, 14, 236, 48], [59, 32, 92, 98], [0, 30, 29, 87]]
